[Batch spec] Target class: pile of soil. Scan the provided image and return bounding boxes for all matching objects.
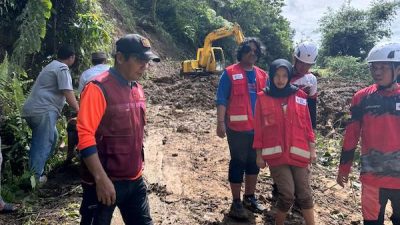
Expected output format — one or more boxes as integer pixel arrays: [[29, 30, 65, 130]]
[[317, 77, 369, 136], [143, 61, 220, 111]]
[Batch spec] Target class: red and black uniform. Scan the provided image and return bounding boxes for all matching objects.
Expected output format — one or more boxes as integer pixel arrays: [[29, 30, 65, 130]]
[[291, 72, 318, 129], [339, 84, 400, 224], [77, 68, 152, 225]]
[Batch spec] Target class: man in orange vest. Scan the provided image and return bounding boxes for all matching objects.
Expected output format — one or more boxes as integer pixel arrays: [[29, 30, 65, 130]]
[[215, 38, 268, 220]]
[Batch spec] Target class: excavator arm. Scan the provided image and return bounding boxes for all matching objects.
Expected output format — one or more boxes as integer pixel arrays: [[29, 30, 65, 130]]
[[199, 23, 245, 67], [181, 23, 245, 75]]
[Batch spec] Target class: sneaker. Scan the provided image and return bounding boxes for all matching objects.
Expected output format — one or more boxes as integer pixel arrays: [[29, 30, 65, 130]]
[[228, 199, 248, 220], [243, 195, 265, 213], [38, 175, 47, 184]]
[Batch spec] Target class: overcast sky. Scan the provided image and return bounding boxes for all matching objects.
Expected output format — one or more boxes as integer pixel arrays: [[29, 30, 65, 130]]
[[281, 0, 400, 46]]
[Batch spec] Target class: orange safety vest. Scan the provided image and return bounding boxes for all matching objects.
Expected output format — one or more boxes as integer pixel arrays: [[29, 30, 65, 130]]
[[254, 90, 314, 168], [225, 63, 267, 131]]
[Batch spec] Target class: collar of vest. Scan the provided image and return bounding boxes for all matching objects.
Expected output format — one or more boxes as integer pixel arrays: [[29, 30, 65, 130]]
[[109, 67, 137, 88]]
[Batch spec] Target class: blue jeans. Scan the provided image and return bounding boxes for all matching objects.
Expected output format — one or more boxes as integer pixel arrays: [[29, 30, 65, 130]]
[[25, 111, 59, 177]]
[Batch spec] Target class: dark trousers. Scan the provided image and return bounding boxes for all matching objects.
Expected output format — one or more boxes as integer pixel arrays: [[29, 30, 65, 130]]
[[67, 118, 78, 159], [364, 188, 400, 225], [80, 177, 153, 225], [226, 129, 259, 183]]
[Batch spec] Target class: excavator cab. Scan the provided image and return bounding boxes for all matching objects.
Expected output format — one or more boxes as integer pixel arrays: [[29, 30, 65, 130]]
[[212, 47, 225, 73]]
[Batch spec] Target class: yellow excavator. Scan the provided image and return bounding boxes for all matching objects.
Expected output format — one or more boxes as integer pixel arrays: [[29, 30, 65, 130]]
[[181, 23, 245, 75]]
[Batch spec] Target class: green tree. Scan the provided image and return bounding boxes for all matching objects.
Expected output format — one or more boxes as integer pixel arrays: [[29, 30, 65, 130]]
[[156, 0, 293, 66], [157, 0, 230, 48], [0, 0, 113, 189], [11, 0, 52, 67], [212, 0, 294, 65], [319, 1, 400, 59]]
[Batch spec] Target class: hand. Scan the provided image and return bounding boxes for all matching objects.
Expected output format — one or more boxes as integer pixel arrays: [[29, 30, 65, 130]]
[[95, 176, 116, 206], [216, 122, 226, 138], [310, 150, 317, 164], [309, 143, 317, 164], [336, 173, 349, 188], [67, 117, 77, 124], [256, 155, 267, 169]]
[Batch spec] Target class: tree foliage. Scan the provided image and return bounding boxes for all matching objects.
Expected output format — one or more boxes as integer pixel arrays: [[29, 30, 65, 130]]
[[0, 0, 114, 192], [324, 56, 370, 80], [70, 1, 113, 72], [156, 0, 230, 48], [0, 56, 32, 177], [154, 0, 293, 66], [11, 0, 52, 67], [319, 1, 400, 59], [215, 0, 293, 64]]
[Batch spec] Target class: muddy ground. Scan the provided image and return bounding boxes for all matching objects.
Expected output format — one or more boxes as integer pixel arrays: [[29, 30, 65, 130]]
[[1, 62, 394, 225]]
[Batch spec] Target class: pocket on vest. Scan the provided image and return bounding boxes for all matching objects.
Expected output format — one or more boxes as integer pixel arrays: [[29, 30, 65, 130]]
[[101, 137, 139, 178], [109, 105, 134, 135], [261, 146, 283, 160], [228, 106, 248, 122], [289, 146, 310, 163]]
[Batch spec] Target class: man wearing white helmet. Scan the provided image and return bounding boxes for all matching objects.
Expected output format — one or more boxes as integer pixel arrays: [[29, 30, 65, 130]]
[[337, 42, 400, 225], [291, 42, 318, 129], [271, 42, 319, 199]]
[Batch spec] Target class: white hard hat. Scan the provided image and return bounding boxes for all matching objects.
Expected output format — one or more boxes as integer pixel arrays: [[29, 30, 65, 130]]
[[366, 42, 400, 63], [294, 42, 318, 64]]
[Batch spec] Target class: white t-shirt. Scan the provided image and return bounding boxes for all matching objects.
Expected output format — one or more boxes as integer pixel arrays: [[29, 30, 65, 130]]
[[291, 73, 318, 99], [78, 64, 110, 93]]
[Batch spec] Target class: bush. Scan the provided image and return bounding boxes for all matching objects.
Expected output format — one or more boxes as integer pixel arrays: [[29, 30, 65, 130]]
[[323, 56, 370, 81]]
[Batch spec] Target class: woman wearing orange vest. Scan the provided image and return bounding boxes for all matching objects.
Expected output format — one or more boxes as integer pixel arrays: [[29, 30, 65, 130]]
[[216, 38, 268, 220], [253, 59, 316, 225]]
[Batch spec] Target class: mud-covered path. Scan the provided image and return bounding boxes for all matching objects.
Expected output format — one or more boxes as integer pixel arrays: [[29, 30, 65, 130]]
[[1, 62, 394, 224]]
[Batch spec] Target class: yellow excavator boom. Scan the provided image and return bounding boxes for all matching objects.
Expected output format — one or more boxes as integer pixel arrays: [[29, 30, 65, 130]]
[[181, 23, 245, 75]]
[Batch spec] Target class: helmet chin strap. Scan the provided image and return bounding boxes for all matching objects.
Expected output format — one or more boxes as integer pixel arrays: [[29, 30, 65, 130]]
[[378, 64, 397, 90]]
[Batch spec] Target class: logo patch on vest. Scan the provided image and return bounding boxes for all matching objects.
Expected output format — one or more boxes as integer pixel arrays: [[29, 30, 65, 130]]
[[396, 103, 400, 111], [295, 96, 307, 106], [232, 73, 243, 80]]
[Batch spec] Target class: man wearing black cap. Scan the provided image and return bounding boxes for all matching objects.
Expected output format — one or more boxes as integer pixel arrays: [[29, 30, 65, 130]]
[[76, 34, 160, 225]]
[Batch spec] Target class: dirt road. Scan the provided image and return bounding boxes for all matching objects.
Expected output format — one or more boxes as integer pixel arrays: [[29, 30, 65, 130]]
[[139, 62, 367, 225], [2, 61, 394, 225]]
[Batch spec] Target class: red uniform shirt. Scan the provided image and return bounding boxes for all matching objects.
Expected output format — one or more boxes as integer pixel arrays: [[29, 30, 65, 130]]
[[339, 84, 400, 188]]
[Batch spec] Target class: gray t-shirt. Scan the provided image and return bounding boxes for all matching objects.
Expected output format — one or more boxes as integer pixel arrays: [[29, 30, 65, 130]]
[[22, 60, 73, 117]]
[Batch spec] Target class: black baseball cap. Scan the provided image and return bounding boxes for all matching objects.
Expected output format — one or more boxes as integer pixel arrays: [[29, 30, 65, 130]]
[[116, 34, 160, 62], [91, 51, 107, 60]]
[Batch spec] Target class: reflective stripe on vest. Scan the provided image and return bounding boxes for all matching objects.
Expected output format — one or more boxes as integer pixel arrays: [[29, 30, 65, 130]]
[[225, 64, 267, 132], [262, 146, 282, 156], [290, 146, 310, 159], [230, 115, 248, 122]]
